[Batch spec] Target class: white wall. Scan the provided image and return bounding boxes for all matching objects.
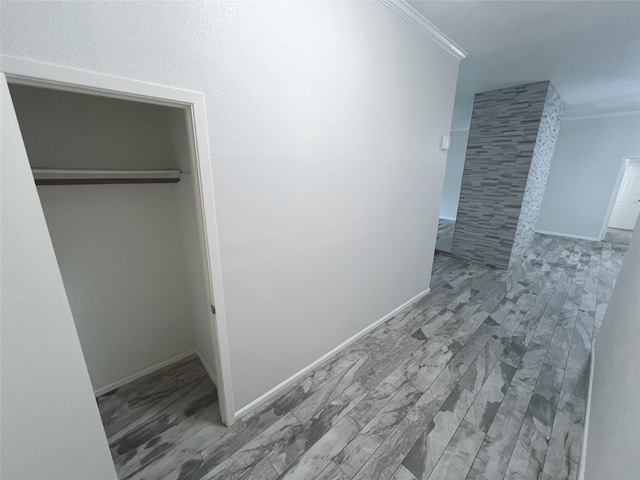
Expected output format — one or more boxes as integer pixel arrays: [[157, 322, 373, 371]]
[[537, 113, 640, 239], [1, 1, 460, 411], [1, 76, 116, 479], [585, 216, 640, 479], [9, 84, 216, 392], [36, 184, 198, 392], [8, 83, 192, 172], [439, 129, 469, 219], [177, 174, 219, 384]]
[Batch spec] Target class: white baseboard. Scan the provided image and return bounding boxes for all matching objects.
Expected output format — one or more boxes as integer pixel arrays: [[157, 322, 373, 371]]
[[578, 347, 595, 480], [93, 349, 197, 396], [196, 350, 218, 387], [439, 216, 456, 221], [535, 229, 599, 242], [234, 288, 431, 419]]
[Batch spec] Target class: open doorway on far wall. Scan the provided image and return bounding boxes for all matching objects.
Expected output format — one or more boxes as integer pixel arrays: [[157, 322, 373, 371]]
[[603, 158, 640, 245]]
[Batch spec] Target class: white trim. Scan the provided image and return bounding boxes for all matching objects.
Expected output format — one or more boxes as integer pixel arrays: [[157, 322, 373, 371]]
[[450, 127, 470, 133], [235, 287, 431, 419], [378, 0, 466, 60], [93, 350, 197, 396], [183, 92, 236, 426], [578, 347, 596, 480], [439, 216, 456, 222], [32, 168, 181, 180], [196, 351, 218, 387], [563, 110, 640, 123], [600, 157, 640, 239], [1, 55, 236, 426], [1, 56, 200, 106], [535, 230, 599, 242]]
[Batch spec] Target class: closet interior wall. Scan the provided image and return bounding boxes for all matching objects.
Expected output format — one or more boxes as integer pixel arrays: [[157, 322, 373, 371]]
[[8, 84, 217, 393]]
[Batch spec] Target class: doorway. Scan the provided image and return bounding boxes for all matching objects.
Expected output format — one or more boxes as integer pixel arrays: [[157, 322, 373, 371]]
[[2, 57, 234, 424], [603, 158, 640, 244]]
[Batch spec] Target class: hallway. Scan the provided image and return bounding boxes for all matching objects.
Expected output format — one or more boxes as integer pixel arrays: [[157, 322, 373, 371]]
[[116, 234, 625, 480]]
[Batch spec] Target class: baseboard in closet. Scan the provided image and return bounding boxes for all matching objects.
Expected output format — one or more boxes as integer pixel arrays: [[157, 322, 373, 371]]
[[93, 348, 218, 396]]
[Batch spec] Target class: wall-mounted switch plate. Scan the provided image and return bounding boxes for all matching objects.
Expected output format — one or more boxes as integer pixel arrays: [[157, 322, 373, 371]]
[[440, 135, 451, 150]]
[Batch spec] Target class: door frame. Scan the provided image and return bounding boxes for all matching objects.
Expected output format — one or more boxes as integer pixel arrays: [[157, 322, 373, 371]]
[[0, 55, 236, 425], [600, 157, 640, 240]]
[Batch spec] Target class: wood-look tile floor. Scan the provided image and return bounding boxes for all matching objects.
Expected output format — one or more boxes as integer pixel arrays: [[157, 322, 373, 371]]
[[603, 227, 632, 245], [102, 234, 626, 480], [97, 356, 224, 479]]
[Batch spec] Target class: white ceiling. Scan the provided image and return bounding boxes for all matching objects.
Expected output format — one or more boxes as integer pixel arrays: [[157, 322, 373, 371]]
[[409, 1, 640, 129]]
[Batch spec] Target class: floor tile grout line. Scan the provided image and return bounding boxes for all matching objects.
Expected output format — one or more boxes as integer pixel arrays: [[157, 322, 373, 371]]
[[333, 458, 351, 479], [265, 455, 279, 478], [344, 413, 421, 480], [423, 389, 482, 480], [109, 234, 627, 480], [499, 281, 573, 479]]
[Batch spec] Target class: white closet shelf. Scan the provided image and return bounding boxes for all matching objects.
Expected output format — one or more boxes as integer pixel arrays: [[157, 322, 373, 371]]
[[32, 169, 182, 185]]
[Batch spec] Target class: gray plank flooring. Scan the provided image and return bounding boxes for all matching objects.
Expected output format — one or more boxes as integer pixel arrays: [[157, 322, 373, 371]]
[[100, 233, 626, 480], [603, 227, 632, 245]]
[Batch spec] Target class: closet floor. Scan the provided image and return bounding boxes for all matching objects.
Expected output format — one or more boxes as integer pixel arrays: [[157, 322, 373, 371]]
[[97, 355, 223, 478]]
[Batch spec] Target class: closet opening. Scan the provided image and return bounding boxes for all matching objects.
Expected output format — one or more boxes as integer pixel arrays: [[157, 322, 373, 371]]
[[7, 80, 231, 471]]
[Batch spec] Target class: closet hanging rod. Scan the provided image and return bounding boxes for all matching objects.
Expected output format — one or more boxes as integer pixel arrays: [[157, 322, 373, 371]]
[[31, 169, 182, 186]]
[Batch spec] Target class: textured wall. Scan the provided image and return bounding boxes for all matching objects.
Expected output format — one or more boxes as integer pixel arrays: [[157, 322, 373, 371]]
[[585, 216, 640, 479], [452, 82, 562, 268], [512, 84, 565, 264], [537, 113, 640, 239], [8, 84, 192, 172], [36, 184, 198, 392], [1, 78, 117, 479], [1, 1, 460, 412]]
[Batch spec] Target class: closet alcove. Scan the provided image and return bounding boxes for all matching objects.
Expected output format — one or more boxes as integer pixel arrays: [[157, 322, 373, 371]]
[[8, 84, 224, 439]]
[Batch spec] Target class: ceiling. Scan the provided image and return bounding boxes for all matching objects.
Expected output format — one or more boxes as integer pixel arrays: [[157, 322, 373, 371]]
[[409, 1, 640, 129]]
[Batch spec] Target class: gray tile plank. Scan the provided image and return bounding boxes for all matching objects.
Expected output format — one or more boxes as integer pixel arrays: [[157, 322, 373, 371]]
[[427, 420, 485, 480], [523, 363, 564, 437], [336, 383, 421, 477], [465, 361, 517, 433], [352, 418, 423, 480], [280, 416, 361, 480], [103, 234, 626, 480], [504, 422, 549, 480], [542, 412, 583, 480], [459, 338, 506, 393], [293, 356, 373, 424], [268, 381, 368, 474], [241, 456, 278, 480], [391, 465, 418, 480], [315, 461, 349, 480], [402, 386, 477, 480], [200, 412, 301, 479], [466, 469, 489, 480]]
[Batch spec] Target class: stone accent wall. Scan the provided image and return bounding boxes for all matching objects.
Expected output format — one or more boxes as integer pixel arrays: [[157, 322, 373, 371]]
[[452, 81, 564, 269], [511, 84, 565, 265]]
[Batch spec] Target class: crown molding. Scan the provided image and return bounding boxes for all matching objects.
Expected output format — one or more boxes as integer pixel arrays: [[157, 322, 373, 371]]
[[379, 0, 467, 60]]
